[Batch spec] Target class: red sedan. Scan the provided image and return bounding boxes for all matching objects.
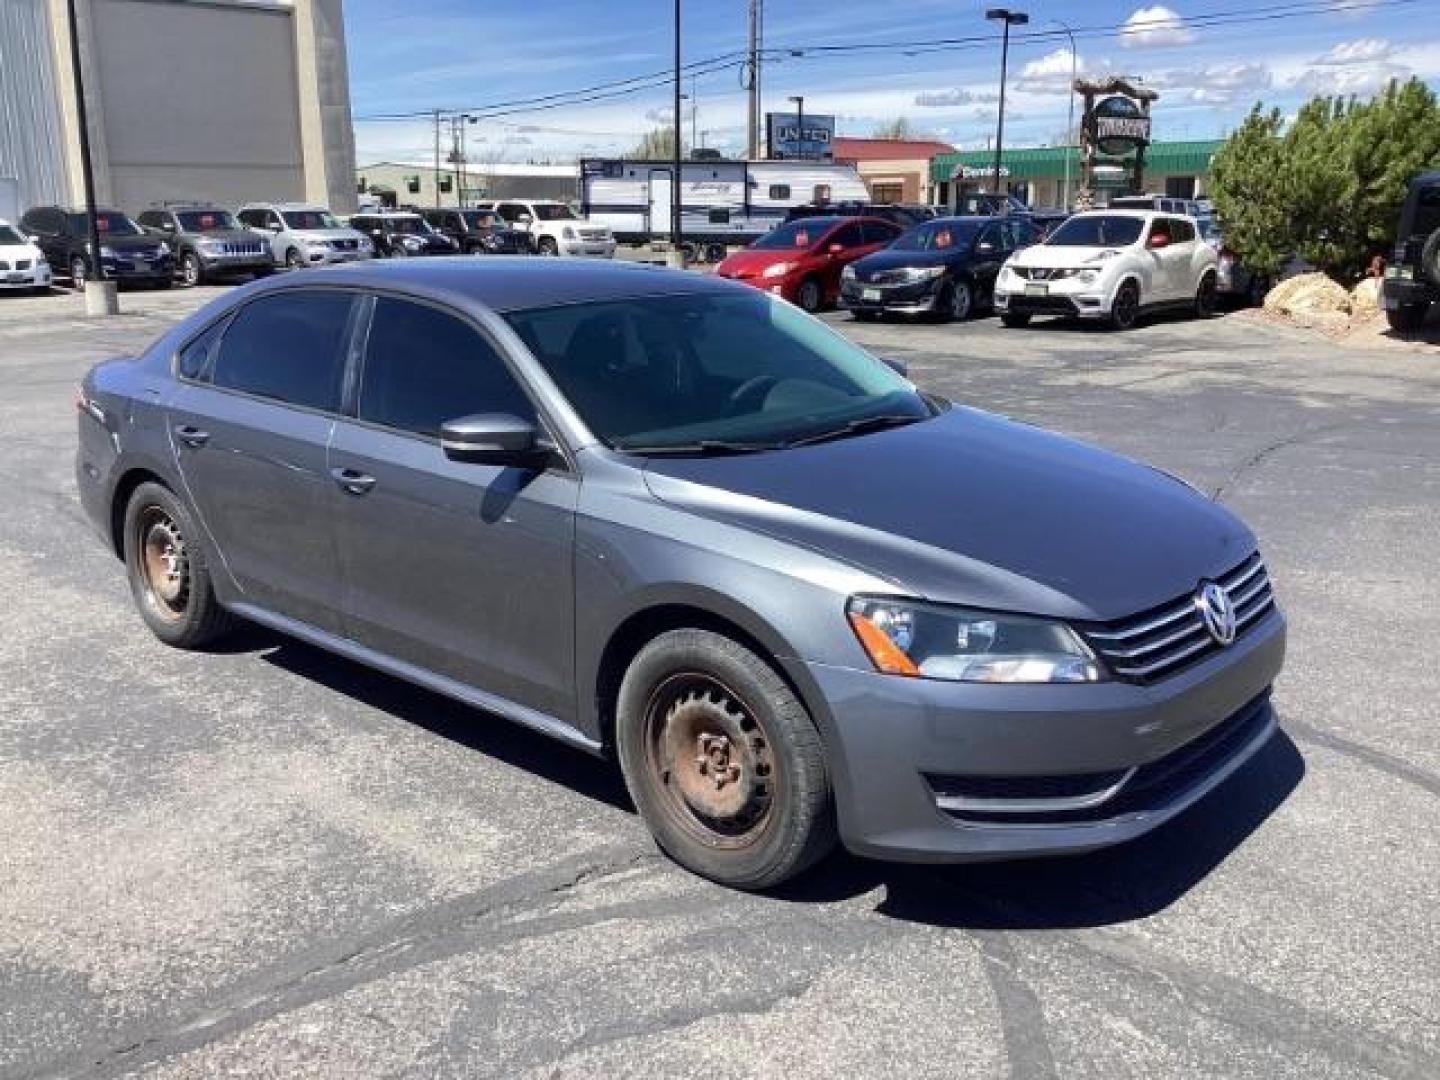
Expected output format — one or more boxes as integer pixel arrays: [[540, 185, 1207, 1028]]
[[717, 216, 903, 312]]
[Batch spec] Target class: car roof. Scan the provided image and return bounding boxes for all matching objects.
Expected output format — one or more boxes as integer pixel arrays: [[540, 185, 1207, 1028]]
[[923, 215, 991, 226], [1071, 209, 1161, 219], [241, 202, 329, 212], [248, 257, 746, 313]]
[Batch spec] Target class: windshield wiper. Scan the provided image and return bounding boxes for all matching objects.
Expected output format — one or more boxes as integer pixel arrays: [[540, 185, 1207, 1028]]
[[621, 439, 784, 456], [784, 413, 925, 448]]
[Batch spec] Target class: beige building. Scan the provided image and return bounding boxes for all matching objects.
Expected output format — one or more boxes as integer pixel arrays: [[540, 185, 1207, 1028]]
[[832, 137, 956, 205], [356, 162, 580, 209], [0, 0, 356, 216]]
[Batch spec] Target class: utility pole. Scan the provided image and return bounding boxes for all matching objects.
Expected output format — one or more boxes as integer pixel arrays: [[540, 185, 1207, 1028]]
[[746, 0, 763, 159], [433, 109, 442, 208], [1051, 20, 1077, 209], [789, 95, 804, 160], [986, 8, 1028, 198], [64, 0, 115, 314], [671, 0, 683, 260], [690, 74, 699, 152]]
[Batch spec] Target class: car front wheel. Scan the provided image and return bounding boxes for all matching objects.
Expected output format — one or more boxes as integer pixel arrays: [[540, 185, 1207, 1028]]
[[616, 628, 837, 890], [1109, 280, 1141, 330], [1195, 271, 1218, 318], [1386, 302, 1429, 332], [69, 256, 88, 289], [1000, 311, 1031, 328], [181, 252, 204, 287], [123, 482, 236, 649], [796, 277, 823, 312]]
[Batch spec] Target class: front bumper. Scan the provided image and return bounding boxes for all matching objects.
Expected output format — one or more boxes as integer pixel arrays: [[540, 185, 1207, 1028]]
[[561, 240, 616, 257], [0, 264, 51, 289], [305, 248, 372, 266], [786, 606, 1286, 863], [1381, 276, 1436, 309], [840, 277, 944, 315], [102, 255, 174, 282], [198, 251, 272, 274]]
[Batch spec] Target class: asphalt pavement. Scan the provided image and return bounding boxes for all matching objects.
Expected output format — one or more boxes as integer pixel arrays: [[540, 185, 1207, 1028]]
[[0, 281, 1437, 1079]]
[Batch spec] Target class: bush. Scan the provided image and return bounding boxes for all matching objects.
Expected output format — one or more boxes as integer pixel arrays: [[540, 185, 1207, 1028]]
[[1211, 78, 1440, 283]]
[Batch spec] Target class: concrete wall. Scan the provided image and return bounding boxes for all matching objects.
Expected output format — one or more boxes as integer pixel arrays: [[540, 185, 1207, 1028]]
[[0, 0, 69, 213]]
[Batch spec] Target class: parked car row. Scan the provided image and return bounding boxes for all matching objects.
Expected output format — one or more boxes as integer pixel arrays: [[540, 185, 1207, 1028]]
[[1, 196, 617, 297], [718, 205, 1223, 331]]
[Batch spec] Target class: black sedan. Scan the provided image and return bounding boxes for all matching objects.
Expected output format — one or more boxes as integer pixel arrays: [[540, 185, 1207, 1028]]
[[350, 212, 458, 258], [840, 216, 1041, 322]]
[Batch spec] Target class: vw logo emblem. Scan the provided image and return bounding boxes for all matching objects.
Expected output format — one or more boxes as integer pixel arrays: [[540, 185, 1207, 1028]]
[[1194, 581, 1237, 646]]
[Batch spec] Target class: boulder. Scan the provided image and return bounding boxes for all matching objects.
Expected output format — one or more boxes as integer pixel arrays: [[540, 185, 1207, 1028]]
[[1263, 272, 1351, 316]]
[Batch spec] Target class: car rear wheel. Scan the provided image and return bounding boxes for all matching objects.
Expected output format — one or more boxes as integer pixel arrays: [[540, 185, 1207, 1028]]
[[123, 482, 236, 649], [796, 277, 823, 313], [942, 279, 973, 322], [69, 256, 88, 289], [851, 310, 878, 322], [180, 252, 204, 287], [616, 629, 836, 890], [1195, 271, 1218, 318], [1386, 303, 1429, 332], [284, 248, 304, 270], [1109, 280, 1141, 330], [537, 236, 559, 256], [1000, 311, 1031, 328]]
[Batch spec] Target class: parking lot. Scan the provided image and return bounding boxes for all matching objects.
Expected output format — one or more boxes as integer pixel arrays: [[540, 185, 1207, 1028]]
[[1, 284, 1438, 1079]]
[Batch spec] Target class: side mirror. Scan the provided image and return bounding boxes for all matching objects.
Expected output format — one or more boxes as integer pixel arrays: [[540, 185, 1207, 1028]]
[[1148, 233, 1170, 249], [440, 413, 542, 466], [880, 355, 908, 377]]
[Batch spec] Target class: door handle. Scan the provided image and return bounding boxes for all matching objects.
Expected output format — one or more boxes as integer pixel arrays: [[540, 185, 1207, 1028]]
[[173, 424, 210, 448], [330, 467, 376, 495]]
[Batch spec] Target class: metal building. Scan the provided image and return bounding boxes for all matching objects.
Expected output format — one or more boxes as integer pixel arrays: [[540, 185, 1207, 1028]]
[[0, 0, 357, 218]]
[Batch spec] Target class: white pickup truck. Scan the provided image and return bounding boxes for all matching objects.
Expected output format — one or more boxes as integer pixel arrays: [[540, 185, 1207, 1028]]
[[483, 199, 615, 258]]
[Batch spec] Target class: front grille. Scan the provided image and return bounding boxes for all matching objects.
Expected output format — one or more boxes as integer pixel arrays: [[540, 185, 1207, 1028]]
[[1008, 295, 1078, 315], [579, 229, 608, 242], [1082, 554, 1276, 684], [213, 241, 264, 256], [864, 269, 912, 285], [1013, 266, 1081, 281]]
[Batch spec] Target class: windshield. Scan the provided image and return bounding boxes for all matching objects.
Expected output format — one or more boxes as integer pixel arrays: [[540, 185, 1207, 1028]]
[[533, 204, 577, 221], [384, 216, 430, 234], [0, 225, 26, 245], [1415, 185, 1440, 237], [68, 212, 142, 237], [893, 219, 982, 252], [1196, 217, 1222, 242], [1046, 215, 1145, 247], [177, 210, 239, 232], [504, 292, 934, 452], [752, 219, 837, 251], [462, 210, 501, 229], [282, 209, 341, 230]]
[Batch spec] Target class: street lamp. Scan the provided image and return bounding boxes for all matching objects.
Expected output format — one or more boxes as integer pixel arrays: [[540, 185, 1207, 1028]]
[[789, 94, 805, 160], [1050, 20, 1077, 209], [671, 0, 683, 260], [985, 8, 1028, 199]]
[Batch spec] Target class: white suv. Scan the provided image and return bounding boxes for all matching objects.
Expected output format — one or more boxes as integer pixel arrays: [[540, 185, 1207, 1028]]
[[236, 203, 373, 270], [995, 210, 1218, 330], [486, 199, 615, 258]]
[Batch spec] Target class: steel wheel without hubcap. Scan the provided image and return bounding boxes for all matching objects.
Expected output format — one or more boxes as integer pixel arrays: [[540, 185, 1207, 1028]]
[[181, 253, 203, 287], [642, 673, 777, 849], [137, 506, 190, 624], [285, 248, 304, 270], [1110, 282, 1140, 330]]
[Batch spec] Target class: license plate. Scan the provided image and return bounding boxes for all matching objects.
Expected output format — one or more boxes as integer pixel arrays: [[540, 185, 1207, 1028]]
[[1025, 283, 1049, 296], [863, 288, 881, 301]]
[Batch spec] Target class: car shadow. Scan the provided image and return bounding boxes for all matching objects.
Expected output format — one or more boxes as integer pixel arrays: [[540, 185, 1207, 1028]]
[[227, 623, 1301, 927], [773, 725, 1304, 929]]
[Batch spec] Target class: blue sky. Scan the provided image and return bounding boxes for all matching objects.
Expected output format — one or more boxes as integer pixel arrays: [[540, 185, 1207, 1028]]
[[347, 0, 1440, 164]]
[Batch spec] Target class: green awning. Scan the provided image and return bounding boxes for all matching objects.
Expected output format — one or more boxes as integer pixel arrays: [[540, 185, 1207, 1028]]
[[930, 140, 1222, 183]]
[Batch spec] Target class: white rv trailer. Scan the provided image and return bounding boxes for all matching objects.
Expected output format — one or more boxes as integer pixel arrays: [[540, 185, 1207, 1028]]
[[579, 158, 870, 246]]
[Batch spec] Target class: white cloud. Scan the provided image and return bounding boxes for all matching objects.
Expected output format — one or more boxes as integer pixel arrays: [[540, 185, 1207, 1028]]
[[1017, 47, 1085, 93], [1120, 5, 1195, 49], [1291, 62, 1412, 97], [914, 87, 998, 107], [1149, 62, 1273, 105], [1314, 38, 1394, 65]]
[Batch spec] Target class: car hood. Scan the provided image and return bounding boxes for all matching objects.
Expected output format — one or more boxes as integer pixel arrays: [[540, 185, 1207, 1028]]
[[292, 228, 364, 242], [850, 247, 958, 278], [193, 229, 266, 243], [0, 243, 42, 260], [1010, 243, 1135, 268], [103, 234, 166, 252], [718, 248, 810, 275], [640, 407, 1254, 622]]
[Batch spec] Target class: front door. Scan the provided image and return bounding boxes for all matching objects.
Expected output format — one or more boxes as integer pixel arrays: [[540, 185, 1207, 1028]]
[[165, 289, 357, 633], [648, 169, 674, 237], [328, 295, 579, 720]]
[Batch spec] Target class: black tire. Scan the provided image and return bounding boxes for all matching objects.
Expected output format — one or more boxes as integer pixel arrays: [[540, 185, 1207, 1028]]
[[69, 255, 88, 289], [123, 481, 236, 649], [180, 251, 205, 287], [1195, 270, 1218, 318], [796, 276, 824, 313], [1245, 273, 1269, 308], [153, 278, 173, 291], [615, 628, 836, 890], [1421, 228, 1440, 289], [851, 310, 879, 322], [537, 236, 559, 256], [941, 278, 974, 322], [1001, 311, 1031, 328], [1386, 303, 1429, 332], [1109, 280, 1141, 330], [284, 247, 304, 270]]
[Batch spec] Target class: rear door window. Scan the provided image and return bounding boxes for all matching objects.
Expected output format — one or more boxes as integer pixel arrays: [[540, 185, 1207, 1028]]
[[211, 291, 354, 412], [357, 297, 535, 438], [1416, 185, 1440, 237], [861, 220, 900, 245]]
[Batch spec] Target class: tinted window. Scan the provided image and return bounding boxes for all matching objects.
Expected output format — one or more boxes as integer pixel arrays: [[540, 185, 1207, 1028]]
[[1150, 218, 1174, 244], [178, 210, 238, 232], [281, 209, 340, 230], [177, 319, 227, 381], [1004, 219, 1039, 249], [1416, 185, 1440, 236], [212, 291, 353, 411], [1047, 215, 1145, 247], [496, 203, 524, 222], [1171, 218, 1195, 242], [359, 298, 534, 437], [68, 212, 142, 236], [861, 220, 900, 245], [752, 218, 842, 250], [830, 223, 865, 248]]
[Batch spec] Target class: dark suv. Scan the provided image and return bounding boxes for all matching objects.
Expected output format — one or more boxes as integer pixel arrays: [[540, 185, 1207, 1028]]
[[136, 205, 272, 286], [350, 212, 458, 258], [20, 206, 174, 289], [421, 207, 533, 254], [1381, 171, 1440, 331]]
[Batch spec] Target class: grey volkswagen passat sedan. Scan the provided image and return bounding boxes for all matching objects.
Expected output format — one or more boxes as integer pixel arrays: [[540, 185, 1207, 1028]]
[[76, 259, 1286, 890]]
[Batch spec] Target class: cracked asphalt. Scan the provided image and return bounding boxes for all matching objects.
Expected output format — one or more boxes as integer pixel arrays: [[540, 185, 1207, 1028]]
[[1, 283, 1437, 1079]]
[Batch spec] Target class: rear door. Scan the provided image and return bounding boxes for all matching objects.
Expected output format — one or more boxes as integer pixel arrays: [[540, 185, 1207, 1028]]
[[166, 288, 357, 632], [328, 294, 579, 718]]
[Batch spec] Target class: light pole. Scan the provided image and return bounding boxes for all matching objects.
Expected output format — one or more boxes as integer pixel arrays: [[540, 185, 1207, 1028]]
[[64, 0, 115, 314], [690, 74, 699, 153], [789, 94, 804, 160], [671, 0, 683, 260], [985, 8, 1028, 198], [1051, 20, 1077, 209]]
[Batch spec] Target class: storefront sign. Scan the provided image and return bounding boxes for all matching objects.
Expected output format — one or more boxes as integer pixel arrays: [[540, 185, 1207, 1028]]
[[955, 164, 1009, 179], [1092, 96, 1151, 156], [766, 112, 836, 160]]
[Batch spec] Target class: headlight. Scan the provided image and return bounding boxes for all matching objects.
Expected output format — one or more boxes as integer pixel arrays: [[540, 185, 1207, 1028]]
[[358, 237, 373, 251], [846, 596, 1106, 683], [402, 235, 425, 247], [904, 266, 946, 281], [761, 261, 793, 278], [1077, 269, 1098, 284], [197, 239, 222, 253], [99, 245, 116, 259], [305, 239, 331, 250]]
